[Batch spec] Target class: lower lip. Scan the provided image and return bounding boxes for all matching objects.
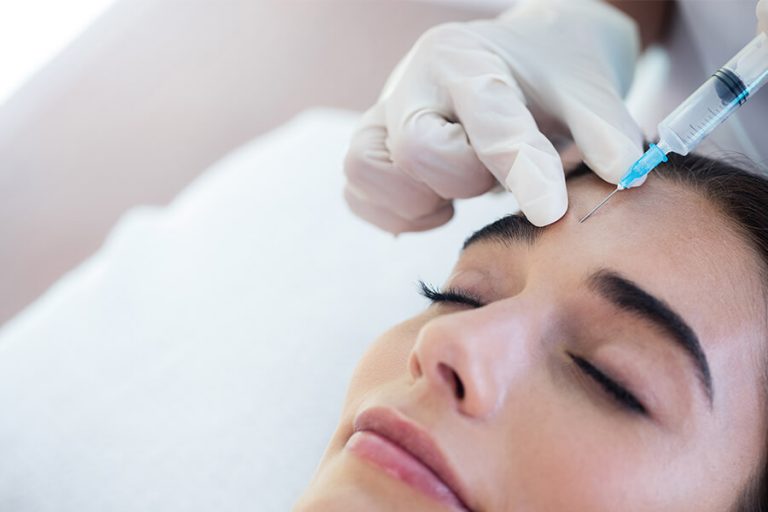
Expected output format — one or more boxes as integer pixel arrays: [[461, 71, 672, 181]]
[[346, 430, 467, 510]]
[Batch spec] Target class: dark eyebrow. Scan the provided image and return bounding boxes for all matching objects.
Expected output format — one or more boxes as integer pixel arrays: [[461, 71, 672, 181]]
[[588, 269, 713, 405], [463, 214, 544, 250], [462, 165, 596, 250]]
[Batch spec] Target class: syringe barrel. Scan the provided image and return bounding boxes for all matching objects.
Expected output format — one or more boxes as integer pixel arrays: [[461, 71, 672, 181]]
[[657, 32, 768, 156]]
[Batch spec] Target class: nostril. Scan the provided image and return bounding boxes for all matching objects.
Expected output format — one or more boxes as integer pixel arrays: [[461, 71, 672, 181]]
[[437, 363, 465, 400], [454, 372, 465, 400], [410, 354, 423, 379]]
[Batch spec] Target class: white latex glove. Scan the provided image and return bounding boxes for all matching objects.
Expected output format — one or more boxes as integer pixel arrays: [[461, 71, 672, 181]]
[[759, 0, 768, 32], [344, 0, 644, 232]]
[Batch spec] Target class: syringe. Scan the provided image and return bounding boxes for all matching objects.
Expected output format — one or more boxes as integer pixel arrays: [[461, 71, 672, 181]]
[[580, 31, 768, 223]]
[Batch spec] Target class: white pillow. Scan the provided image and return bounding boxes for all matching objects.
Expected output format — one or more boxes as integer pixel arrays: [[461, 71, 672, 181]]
[[0, 108, 516, 512]]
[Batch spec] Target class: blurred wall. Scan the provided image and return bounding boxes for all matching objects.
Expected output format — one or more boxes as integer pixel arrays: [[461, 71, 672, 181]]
[[0, 0, 490, 325]]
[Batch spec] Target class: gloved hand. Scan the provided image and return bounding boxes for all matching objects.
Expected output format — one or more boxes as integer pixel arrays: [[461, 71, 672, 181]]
[[759, 0, 768, 32], [344, 0, 644, 233]]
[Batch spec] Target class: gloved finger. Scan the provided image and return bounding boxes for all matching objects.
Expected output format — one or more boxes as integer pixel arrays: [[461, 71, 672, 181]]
[[387, 108, 496, 199], [344, 105, 449, 223], [344, 185, 454, 234], [759, 0, 768, 33], [381, 25, 501, 201], [560, 86, 644, 185], [449, 71, 568, 227]]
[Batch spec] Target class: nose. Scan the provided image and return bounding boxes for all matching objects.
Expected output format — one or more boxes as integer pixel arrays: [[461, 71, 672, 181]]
[[408, 304, 534, 419]]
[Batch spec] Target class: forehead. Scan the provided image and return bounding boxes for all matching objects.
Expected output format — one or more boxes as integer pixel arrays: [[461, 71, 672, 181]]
[[557, 175, 764, 334], [461, 173, 766, 397]]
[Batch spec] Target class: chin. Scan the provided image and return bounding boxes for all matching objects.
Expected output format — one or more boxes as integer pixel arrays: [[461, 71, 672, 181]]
[[293, 455, 443, 512], [293, 487, 403, 512]]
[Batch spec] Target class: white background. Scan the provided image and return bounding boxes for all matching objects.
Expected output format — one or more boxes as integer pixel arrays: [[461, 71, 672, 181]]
[[0, 0, 115, 106]]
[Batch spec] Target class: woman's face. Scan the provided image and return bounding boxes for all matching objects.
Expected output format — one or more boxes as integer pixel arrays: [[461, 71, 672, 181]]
[[295, 175, 767, 512]]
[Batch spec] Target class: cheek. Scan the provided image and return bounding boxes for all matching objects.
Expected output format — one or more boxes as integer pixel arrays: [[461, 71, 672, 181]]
[[514, 413, 727, 512], [342, 315, 427, 411], [507, 416, 661, 511]]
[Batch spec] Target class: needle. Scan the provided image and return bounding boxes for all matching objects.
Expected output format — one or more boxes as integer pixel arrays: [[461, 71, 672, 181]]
[[579, 188, 620, 223]]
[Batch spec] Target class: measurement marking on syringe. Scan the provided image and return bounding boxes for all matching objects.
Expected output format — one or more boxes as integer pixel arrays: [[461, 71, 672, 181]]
[[686, 105, 727, 139], [635, 34, 766, 170]]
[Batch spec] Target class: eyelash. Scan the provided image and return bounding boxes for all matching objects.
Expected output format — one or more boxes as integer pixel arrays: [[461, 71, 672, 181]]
[[417, 281, 648, 417], [418, 280, 485, 308], [568, 353, 648, 416]]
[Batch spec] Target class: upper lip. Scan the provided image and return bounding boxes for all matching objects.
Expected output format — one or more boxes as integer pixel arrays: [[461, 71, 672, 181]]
[[353, 406, 473, 510]]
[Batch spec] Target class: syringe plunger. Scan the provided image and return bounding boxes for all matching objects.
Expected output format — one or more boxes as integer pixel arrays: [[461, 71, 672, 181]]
[[580, 32, 768, 222]]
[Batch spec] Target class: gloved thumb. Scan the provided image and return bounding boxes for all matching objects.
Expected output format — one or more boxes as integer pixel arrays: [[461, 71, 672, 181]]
[[448, 72, 569, 227], [759, 0, 768, 33], [561, 90, 644, 186]]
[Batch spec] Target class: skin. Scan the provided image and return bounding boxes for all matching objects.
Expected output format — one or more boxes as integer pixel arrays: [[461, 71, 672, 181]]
[[294, 173, 767, 511]]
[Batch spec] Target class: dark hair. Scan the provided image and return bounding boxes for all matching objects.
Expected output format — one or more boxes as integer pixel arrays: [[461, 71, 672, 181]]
[[470, 152, 768, 509], [650, 152, 768, 512], [656, 153, 768, 282], [573, 152, 768, 511]]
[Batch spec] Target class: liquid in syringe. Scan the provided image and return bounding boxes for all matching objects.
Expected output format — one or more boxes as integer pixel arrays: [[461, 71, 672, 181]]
[[580, 31, 768, 223]]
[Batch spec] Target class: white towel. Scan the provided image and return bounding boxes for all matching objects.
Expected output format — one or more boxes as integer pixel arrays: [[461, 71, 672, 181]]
[[0, 108, 516, 512]]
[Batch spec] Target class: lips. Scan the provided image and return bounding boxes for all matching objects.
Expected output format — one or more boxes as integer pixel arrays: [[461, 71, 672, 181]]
[[347, 406, 472, 511]]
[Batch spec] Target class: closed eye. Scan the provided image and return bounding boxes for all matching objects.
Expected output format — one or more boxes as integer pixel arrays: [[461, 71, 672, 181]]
[[418, 280, 485, 308], [568, 352, 648, 416]]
